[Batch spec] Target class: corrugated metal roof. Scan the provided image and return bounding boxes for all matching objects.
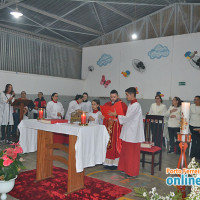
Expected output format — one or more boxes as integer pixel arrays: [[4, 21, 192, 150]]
[[0, 0, 199, 47], [23, 0, 84, 17], [64, 3, 103, 33], [93, 3, 132, 33]]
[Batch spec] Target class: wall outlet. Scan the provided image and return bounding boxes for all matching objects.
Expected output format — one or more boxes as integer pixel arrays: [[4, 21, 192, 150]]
[[169, 96, 172, 100]]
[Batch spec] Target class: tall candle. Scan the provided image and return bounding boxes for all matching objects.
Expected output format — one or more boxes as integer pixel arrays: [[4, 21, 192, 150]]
[[38, 108, 43, 119], [81, 112, 86, 124], [180, 102, 190, 134]]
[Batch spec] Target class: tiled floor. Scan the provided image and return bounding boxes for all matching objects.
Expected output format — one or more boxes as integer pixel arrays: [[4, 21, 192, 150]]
[[0, 143, 192, 200]]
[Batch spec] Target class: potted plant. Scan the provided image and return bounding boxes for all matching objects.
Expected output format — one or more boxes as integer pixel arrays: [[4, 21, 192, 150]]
[[0, 142, 25, 200]]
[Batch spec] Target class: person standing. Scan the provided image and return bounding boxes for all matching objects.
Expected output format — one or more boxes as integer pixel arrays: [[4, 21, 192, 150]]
[[0, 84, 15, 143], [165, 97, 182, 154], [189, 95, 200, 159], [46, 93, 64, 119], [88, 99, 102, 124], [149, 94, 167, 116], [102, 89, 127, 169], [109, 87, 145, 178], [149, 93, 167, 146], [65, 95, 83, 121], [33, 92, 47, 119], [81, 92, 92, 113], [12, 91, 29, 140]]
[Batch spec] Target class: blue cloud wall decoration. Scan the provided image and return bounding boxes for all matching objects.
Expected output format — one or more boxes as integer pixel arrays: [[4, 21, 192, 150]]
[[148, 44, 170, 59], [97, 54, 113, 67]]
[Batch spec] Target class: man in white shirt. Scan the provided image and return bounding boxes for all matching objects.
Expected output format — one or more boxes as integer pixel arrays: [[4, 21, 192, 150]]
[[189, 95, 200, 159], [109, 87, 145, 178]]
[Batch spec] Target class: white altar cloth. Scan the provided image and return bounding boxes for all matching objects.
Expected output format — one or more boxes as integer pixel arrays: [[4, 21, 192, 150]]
[[18, 119, 109, 173]]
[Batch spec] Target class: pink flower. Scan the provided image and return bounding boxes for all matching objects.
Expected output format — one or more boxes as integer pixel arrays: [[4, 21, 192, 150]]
[[4, 148, 17, 160], [2, 155, 14, 166], [14, 146, 23, 154], [10, 142, 20, 146]]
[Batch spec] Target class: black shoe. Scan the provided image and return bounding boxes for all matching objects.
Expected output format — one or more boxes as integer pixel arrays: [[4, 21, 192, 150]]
[[126, 174, 137, 179], [104, 166, 117, 170], [109, 166, 118, 170], [168, 150, 174, 154]]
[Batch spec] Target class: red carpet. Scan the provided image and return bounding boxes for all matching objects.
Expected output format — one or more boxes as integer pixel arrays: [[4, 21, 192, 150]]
[[9, 167, 132, 200]]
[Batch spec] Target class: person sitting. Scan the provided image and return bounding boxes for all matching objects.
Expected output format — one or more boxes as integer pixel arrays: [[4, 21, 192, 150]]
[[81, 92, 92, 113], [88, 99, 102, 124], [33, 92, 47, 119], [65, 95, 83, 121]]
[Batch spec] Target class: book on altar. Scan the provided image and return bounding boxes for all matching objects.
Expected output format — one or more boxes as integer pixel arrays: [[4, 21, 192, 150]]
[[39, 119, 68, 124], [100, 101, 125, 120], [141, 141, 154, 148]]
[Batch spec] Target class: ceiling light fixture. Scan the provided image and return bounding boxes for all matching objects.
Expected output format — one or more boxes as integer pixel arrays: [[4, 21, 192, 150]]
[[131, 33, 138, 40], [10, 7, 23, 18]]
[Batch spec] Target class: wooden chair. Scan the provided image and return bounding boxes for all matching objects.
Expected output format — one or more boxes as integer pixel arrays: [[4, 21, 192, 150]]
[[141, 115, 164, 175]]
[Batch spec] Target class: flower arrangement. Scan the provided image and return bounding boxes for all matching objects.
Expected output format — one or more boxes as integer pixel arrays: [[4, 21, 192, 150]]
[[134, 158, 200, 200], [0, 143, 25, 181], [185, 157, 200, 200], [134, 187, 182, 200]]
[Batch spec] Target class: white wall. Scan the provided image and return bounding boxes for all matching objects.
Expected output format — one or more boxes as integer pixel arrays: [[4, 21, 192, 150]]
[[82, 32, 200, 100], [0, 70, 85, 96]]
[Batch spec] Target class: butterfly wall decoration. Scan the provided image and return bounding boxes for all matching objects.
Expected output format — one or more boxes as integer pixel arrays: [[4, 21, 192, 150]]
[[100, 75, 111, 88]]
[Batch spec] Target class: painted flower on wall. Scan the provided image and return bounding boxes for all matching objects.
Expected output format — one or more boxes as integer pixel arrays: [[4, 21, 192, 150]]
[[97, 54, 113, 67], [148, 44, 170, 59]]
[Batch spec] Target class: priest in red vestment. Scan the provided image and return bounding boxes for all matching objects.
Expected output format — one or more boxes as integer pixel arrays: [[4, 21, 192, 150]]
[[109, 87, 145, 178], [103, 90, 127, 169]]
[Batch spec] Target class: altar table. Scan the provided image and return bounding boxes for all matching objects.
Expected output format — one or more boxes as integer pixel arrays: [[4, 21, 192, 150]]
[[18, 119, 109, 194]]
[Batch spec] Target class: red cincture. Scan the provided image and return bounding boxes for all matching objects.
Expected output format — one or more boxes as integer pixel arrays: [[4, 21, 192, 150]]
[[93, 110, 98, 113], [130, 99, 137, 104]]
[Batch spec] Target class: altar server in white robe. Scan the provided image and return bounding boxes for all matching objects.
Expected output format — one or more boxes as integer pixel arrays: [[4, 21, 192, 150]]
[[65, 95, 83, 121], [0, 84, 15, 143], [81, 92, 92, 113], [88, 99, 102, 124], [46, 93, 64, 119], [109, 87, 145, 178]]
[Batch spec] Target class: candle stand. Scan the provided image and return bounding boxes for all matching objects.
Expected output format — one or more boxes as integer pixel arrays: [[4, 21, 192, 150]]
[[176, 102, 191, 199]]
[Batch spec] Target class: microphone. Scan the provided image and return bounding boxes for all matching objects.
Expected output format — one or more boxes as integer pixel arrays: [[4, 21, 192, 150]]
[[11, 91, 15, 97]]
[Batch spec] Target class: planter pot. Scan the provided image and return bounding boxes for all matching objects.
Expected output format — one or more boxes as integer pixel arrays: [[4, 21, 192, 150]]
[[0, 176, 17, 200]]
